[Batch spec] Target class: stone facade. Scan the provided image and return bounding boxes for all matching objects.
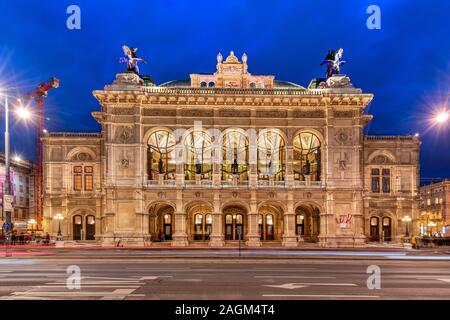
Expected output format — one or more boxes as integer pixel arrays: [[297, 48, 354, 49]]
[[42, 52, 421, 247]]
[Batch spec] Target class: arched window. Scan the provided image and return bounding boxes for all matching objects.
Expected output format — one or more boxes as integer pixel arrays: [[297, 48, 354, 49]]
[[222, 130, 249, 181], [249, 82, 256, 88], [147, 130, 176, 180], [184, 131, 213, 180], [200, 81, 207, 88], [208, 81, 215, 88], [257, 129, 285, 181], [293, 132, 321, 181]]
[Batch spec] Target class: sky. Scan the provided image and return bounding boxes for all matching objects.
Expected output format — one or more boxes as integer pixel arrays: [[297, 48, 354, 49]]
[[0, 0, 449, 181]]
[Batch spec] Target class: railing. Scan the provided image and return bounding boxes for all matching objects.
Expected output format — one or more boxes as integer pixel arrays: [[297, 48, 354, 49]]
[[364, 135, 417, 141], [144, 179, 323, 188], [143, 87, 325, 96], [46, 131, 101, 138]]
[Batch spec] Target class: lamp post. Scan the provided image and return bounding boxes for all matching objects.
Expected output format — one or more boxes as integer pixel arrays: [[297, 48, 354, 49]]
[[402, 215, 412, 238], [1, 91, 31, 239], [53, 213, 64, 242]]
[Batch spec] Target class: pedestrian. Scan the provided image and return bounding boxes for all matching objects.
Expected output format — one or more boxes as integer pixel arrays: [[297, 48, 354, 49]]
[[158, 230, 163, 242], [45, 232, 50, 245]]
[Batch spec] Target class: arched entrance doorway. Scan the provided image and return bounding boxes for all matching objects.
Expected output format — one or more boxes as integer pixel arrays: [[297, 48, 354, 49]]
[[295, 204, 320, 242], [188, 205, 212, 241], [72, 211, 96, 241], [258, 204, 283, 241], [149, 203, 174, 241], [369, 216, 380, 241], [223, 206, 246, 241], [382, 217, 392, 242], [368, 215, 393, 242]]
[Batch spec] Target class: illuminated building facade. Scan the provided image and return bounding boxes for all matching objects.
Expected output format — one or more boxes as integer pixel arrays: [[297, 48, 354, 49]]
[[419, 179, 450, 236], [42, 52, 421, 247]]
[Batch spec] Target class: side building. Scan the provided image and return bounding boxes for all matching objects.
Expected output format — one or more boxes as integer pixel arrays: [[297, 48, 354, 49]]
[[419, 179, 450, 236], [42, 52, 421, 247], [0, 153, 35, 231]]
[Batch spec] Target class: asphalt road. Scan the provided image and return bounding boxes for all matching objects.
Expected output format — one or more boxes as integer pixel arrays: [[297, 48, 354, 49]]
[[1, 249, 450, 300]]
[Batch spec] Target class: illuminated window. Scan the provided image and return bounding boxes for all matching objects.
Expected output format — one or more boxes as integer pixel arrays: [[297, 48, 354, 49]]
[[73, 165, 93, 191], [184, 131, 213, 180], [73, 166, 82, 191], [147, 130, 176, 180], [222, 130, 249, 181], [257, 129, 285, 181], [293, 132, 321, 181]]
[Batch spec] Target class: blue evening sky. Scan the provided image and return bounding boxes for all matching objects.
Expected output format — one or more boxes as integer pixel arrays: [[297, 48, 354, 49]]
[[0, 0, 449, 181]]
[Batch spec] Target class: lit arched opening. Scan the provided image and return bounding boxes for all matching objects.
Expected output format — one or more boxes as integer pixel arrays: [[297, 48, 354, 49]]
[[293, 132, 321, 181]]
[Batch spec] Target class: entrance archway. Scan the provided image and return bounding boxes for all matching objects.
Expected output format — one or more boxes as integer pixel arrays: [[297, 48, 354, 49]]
[[71, 211, 96, 241], [258, 204, 283, 241], [149, 203, 174, 241], [188, 204, 212, 241], [223, 206, 246, 241], [295, 204, 320, 242]]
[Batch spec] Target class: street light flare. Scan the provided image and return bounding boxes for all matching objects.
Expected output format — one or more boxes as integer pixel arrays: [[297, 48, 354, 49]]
[[435, 111, 449, 124], [15, 106, 31, 120]]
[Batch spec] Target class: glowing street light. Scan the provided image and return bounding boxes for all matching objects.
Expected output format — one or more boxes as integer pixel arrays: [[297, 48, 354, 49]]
[[13, 154, 22, 162], [401, 215, 412, 237], [435, 111, 449, 124], [15, 106, 32, 120], [53, 213, 64, 241]]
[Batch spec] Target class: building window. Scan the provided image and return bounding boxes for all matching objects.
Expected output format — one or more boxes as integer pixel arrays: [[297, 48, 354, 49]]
[[371, 169, 380, 193], [382, 169, 390, 193], [427, 198, 431, 206], [73, 166, 83, 191], [371, 168, 390, 193], [200, 81, 207, 88], [184, 131, 213, 180], [293, 132, 321, 181], [257, 129, 285, 181], [208, 81, 215, 88], [73, 165, 93, 191], [84, 166, 93, 191], [147, 130, 176, 180], [222, 130, 249, 181]]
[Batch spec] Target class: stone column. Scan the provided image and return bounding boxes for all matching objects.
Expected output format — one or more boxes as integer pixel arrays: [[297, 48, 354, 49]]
[[285, 146, 294, 188], [245, 197, 261, 246], [209, 194, 224, 246], [282, 194, 298, 246], [249, 145, 258, 188], [101, 212, 115, 246], [171, 191, 188, 246]]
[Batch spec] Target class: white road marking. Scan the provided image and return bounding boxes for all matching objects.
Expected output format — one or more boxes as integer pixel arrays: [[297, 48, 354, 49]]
[[11, 288, 137, 297], [255, 276, 336, 279], [263, 294, 380, 298], [264, 282, 357, 289]]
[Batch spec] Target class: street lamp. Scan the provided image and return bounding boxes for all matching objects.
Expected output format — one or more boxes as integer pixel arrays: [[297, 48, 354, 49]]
[[401, 215, 412, 238], [435, 111, 449, 124], [53, 213, 64, 241]]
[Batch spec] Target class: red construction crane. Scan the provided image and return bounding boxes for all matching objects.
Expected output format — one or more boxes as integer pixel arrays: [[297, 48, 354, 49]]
[[25, 77, 60, 230]]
